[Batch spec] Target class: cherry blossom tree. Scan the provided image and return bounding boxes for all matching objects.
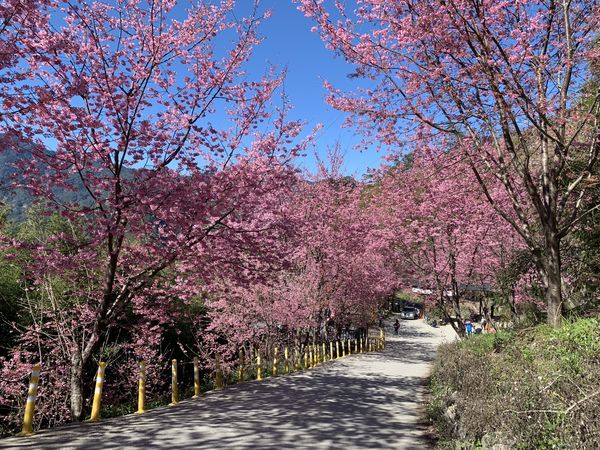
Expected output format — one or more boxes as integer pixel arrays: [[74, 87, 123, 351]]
[[3, 0, 308, 420], [0, 0, 53, 125], [0, 0, 48, 70], [375, 148, 522, 334], [297, 0, 600, 326], [205, 150, 396, 367]]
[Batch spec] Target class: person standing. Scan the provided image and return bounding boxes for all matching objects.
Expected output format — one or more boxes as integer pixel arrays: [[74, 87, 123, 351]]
[[465, 321, 473, 337], [394, 319, 400, 335]]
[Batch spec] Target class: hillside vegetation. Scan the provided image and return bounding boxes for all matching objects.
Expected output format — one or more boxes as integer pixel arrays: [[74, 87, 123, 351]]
[[428, 318, 600, 449]]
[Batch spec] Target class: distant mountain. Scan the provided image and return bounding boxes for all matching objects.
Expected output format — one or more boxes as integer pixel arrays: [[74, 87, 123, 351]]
[[0, 138, 96, 222], [0, 142, 36, 221]]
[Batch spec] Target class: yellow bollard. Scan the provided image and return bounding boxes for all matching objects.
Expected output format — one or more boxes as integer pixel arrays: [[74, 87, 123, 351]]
[[89, 361, 106, 422], [309, 349, 314, 368], [360, 338, 364, 353], [238, 350, 245, 384], [348, 338, 352, 355], [136, 362, 146, 414], [19, 363, 41, 435], [303, 350, 308, 369], [193, 357, 201, 397], [336, 341, 340, 358], [169, 359, 178, 405], [284, 347, 289, 373], [354, 339, 358, 353], [215, 355, 224, 389], [273, 347, 278, 376], [256, 354, 262, 381], [322, 343, 326, 363], [342, 340, 346, 357], [294, 349, 300, 371], [329, 342, 333, 361]]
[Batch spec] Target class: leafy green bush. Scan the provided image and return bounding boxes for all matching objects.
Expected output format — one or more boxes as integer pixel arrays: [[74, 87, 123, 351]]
[[428, 318, 600, 449]]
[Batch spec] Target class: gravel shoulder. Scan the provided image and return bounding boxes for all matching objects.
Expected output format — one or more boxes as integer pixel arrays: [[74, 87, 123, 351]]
[[1, 317, 457, 450]]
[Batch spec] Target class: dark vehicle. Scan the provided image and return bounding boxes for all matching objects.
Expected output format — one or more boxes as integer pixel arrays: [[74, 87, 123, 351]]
[[400, 307, 420, 320]]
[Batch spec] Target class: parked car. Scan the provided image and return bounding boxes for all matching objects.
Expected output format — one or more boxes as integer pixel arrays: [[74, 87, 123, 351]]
[[400, 307, 420, 320]]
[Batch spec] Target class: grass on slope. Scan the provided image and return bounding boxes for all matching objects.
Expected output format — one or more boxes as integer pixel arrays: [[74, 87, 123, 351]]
[[427, 318, 600, 449]]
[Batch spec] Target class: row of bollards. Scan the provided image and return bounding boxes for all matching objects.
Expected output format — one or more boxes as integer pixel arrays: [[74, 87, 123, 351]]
[[18, 330, 385, 435], [250, 333, 385, 380]]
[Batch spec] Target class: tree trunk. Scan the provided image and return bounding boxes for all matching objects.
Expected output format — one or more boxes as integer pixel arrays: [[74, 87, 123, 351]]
[[532, 216, 565, 328], [452, 294, 462, 322], [449, 255, 463, 324], [70, 350, 84, 421], [508, 289, 518, 323], [543, 236, 563, 327], [440, 294, 464, 337], [70, 332, 101, 421]]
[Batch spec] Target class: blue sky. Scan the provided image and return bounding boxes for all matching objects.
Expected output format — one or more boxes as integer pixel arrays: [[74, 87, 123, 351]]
[[246, 1, 386, 177], [40, 1, 386, 178]]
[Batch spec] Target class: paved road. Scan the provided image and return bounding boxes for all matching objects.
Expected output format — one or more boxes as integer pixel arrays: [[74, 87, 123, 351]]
[[1, 318, 457, 450]]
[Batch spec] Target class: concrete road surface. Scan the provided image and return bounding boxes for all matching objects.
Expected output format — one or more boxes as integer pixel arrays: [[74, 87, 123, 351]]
[[0, 318, 457, 450]]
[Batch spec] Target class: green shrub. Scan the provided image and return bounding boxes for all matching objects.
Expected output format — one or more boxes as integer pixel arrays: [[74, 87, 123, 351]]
[[428, 318, 600, 449]]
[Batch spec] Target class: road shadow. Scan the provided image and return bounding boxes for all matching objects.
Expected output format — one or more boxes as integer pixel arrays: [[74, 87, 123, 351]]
[[1, 319, 449, 450]]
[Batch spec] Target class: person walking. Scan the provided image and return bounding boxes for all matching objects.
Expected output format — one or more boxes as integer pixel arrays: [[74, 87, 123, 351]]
[[393, 319, 400, 335]]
